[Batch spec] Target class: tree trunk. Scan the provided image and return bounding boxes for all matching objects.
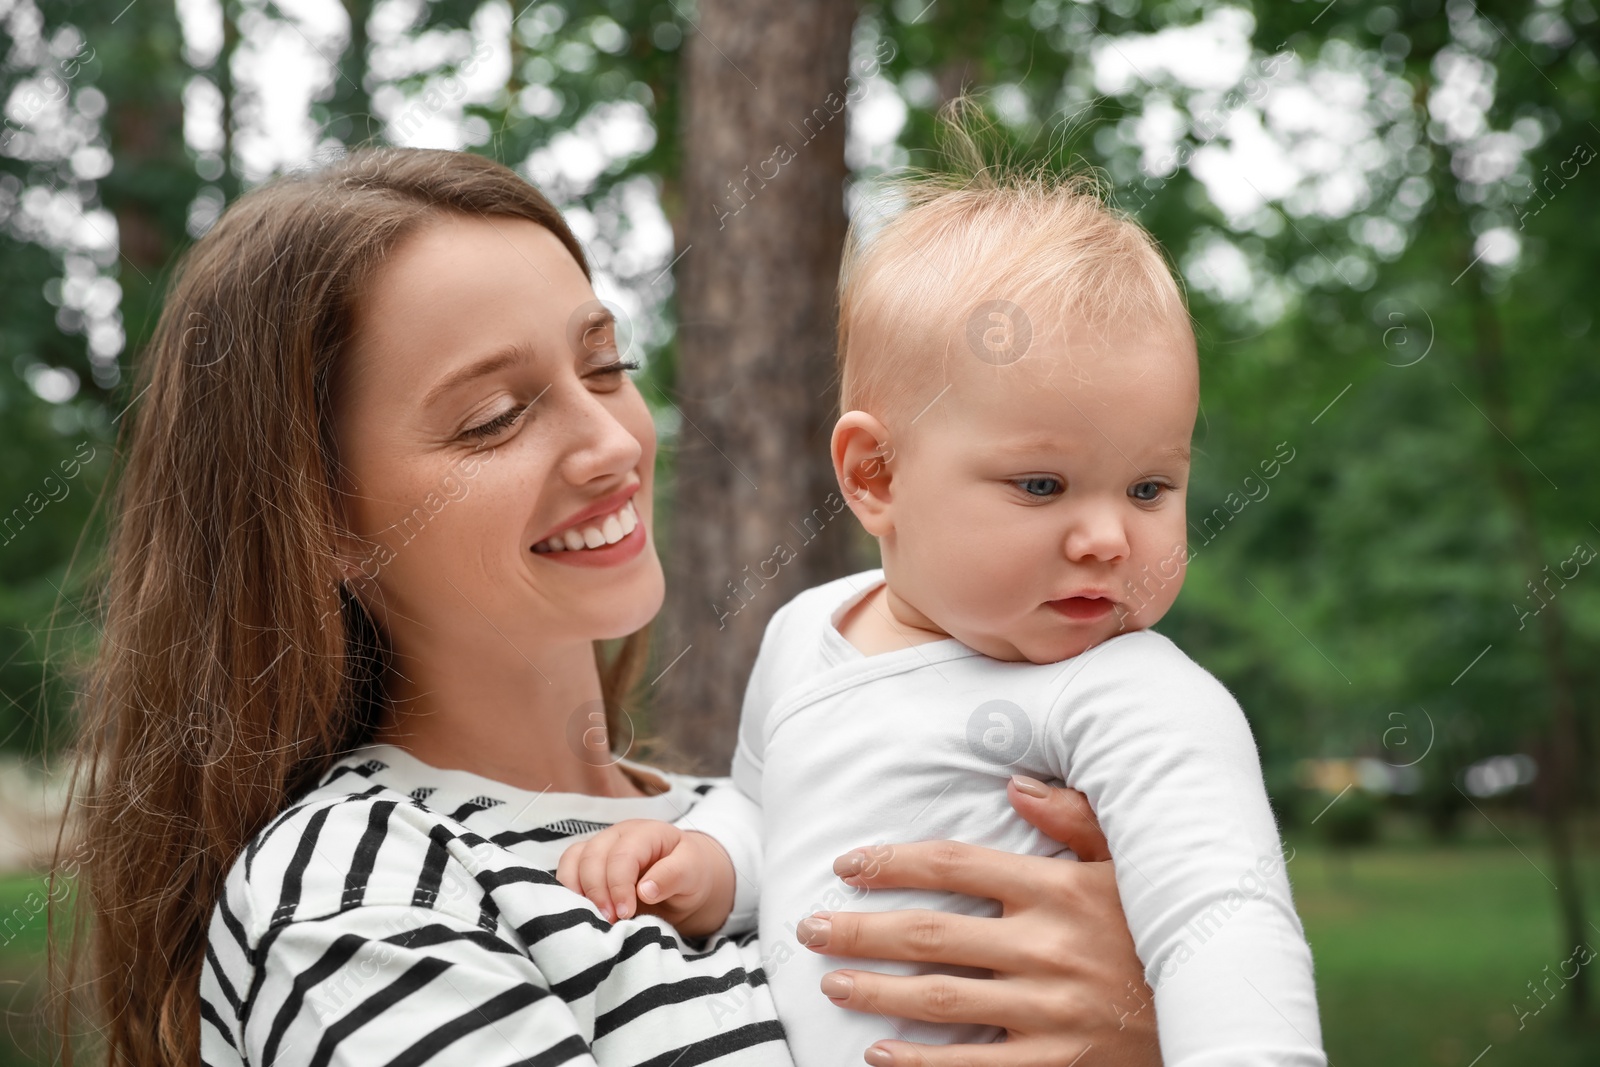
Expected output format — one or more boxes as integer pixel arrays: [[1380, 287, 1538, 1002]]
[[1462, 271, 1591, 1019], [1420, 55, 1591, 1017], [329, 0, 375, 146], [654, 0, 862, 772], [93, 1, 202, 358], [217, 3, 240, 203]]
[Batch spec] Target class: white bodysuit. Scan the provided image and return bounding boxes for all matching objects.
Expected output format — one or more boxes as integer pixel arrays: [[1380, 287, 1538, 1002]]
[[684, 568, 1325, 1067]]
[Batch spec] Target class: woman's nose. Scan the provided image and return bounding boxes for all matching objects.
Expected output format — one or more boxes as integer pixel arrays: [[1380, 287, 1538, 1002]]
[[558, 387, 644, 486], [1062, 502, 1131, 564]]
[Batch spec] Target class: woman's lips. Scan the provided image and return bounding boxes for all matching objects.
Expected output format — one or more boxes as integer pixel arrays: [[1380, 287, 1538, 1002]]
[[1048, 596, 1115, 621]]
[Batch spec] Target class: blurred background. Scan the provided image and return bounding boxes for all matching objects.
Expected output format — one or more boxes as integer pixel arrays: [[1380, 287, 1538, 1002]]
[[0, 0, 1596, 1062]]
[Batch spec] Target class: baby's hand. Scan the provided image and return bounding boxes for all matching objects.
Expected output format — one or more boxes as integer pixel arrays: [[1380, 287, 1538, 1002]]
[[556, 819, 734, 936]]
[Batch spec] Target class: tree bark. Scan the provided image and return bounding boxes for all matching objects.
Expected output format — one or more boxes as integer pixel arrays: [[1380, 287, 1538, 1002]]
[[217, 2, 240, 202], [93, 0, 202, 358], [329, 0, 375, 146], [1463, 273, 1591, 1019], [655, 0, 862, 772], [1418, 54, 1591, 1016]]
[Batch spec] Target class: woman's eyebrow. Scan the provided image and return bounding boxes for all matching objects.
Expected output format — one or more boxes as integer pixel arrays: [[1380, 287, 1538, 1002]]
[[420, 343, 532, 409]]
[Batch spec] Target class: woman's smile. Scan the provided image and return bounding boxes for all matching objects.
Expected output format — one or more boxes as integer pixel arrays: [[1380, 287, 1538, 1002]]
[[530, 497, 648, 567]]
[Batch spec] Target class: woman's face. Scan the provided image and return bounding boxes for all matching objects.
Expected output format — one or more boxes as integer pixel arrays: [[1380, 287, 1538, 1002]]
[[331, 213, 663, 664]]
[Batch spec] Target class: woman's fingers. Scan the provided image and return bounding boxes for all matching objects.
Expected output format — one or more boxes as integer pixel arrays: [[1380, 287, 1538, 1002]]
[[1006, 778, 1109, 863], [861, 1037, 1090, 1067], [834, 839, 1064, 908], [818, 967, 1081, 1034], [803, 908, 1022, 971]]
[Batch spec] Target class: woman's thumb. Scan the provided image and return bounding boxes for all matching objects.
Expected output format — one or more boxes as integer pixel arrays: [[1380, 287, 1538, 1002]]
[[1007, 776, 1111, 862]]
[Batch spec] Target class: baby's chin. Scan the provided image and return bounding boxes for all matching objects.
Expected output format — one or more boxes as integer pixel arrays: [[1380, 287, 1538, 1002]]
[[954, 622, 1132, 665], [992, 617, 1158, 668]]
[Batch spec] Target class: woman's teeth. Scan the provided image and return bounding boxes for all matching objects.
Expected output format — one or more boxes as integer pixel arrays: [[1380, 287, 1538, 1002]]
[[532, 499, 639, 553]]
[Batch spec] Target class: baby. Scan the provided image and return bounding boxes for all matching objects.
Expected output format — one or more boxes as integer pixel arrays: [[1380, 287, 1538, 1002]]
[[558, 165, 1325, 1065]]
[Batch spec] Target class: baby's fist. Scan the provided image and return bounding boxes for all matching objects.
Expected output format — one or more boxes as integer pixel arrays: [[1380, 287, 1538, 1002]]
[[556, 819, 724, 930]]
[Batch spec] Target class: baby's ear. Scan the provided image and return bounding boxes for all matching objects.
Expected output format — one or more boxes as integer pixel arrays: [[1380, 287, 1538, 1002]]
[[832, 411, 894, 536]]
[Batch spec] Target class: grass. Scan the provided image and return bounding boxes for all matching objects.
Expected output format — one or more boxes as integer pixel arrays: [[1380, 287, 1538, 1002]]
[[1288, 819, 1600, 1066], [1, 826, 1597, 1066], [0, 872, 65, 1067]]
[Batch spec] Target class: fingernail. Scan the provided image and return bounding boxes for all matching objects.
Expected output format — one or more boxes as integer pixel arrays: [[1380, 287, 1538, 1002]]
[[820, 972, 853, 999], [864, 1047, 893, 1067], [833, 851, 866, 877], [796, 914, 832, 947], [639, 879, 658, 902], [1011, 774, 1049, 798]]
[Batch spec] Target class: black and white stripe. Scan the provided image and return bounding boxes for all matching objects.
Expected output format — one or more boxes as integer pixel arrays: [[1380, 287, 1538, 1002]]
[[201, 744, 791, 1066]]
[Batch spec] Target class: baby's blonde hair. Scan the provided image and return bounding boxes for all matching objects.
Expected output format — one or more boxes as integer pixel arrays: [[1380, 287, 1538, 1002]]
[[837, 99, 1193, 437]]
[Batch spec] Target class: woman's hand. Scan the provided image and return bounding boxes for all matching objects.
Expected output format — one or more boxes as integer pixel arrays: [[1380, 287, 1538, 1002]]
[[797, 776, 1159, 1066]]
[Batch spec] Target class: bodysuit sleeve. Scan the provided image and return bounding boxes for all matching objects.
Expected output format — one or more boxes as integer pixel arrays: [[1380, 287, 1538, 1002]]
[[1044, 630, 1326, 1067], [668, 594, 799, 939]]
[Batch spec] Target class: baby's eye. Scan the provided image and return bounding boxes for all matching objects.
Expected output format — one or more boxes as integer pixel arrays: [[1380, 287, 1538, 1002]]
[[1015, 477, 1063, 498], [1129, 480, 1165, 502]]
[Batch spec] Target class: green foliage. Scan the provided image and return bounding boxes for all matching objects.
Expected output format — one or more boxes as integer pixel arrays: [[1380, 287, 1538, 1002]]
[[1, 0, 1595, 805], [1317, 788, 1384, 846], [861, 0, 1599, 807], [0, 0, 1595, 1055]]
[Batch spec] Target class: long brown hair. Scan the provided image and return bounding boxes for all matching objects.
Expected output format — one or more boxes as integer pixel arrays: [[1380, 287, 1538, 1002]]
[[50, 147, 652, 1067]]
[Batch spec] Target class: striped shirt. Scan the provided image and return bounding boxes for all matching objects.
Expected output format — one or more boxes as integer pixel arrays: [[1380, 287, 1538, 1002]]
[[200, 743, 792, 1066]]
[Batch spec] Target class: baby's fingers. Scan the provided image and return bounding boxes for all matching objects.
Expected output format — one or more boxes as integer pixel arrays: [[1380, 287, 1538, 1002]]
[[600, 822, 683, 920], [636, 838, 707, 908], [603, 845, 651, 921], [562, 838, 619, 921], [555, 840, 588, 897]]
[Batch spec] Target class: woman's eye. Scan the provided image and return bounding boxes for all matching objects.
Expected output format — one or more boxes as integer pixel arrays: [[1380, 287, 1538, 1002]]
[[462, 406, 524, 441], [588, 358, 641, 380], [460, 361, 638, 441], [1015, 477, 1063, 498], [1129, 480, 1165, 502]]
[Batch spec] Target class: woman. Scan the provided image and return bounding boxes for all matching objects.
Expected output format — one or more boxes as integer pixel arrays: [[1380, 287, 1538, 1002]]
[[57, 148, 1158, 1066]]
